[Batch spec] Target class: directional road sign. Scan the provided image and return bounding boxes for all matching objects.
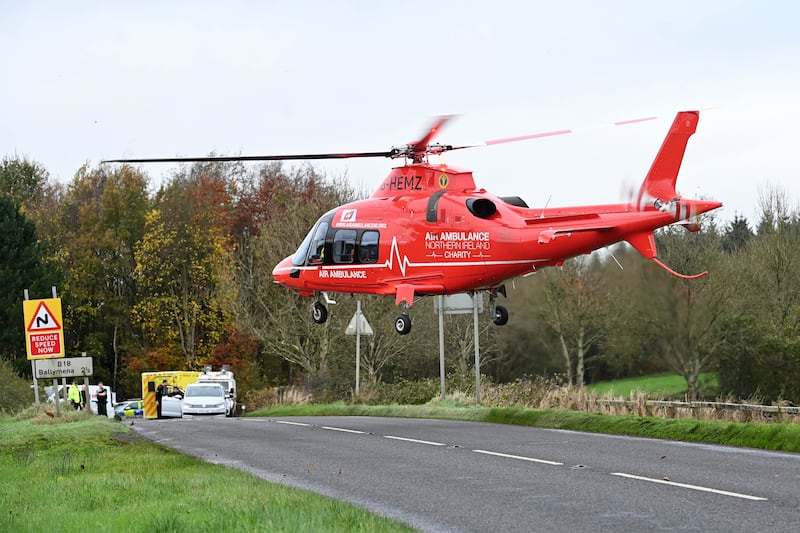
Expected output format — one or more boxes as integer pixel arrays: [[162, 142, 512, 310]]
[[34, 357, 93, 379]]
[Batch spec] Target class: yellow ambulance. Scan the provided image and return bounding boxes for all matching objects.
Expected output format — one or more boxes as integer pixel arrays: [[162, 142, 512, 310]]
[[141, 371, 200, 419]]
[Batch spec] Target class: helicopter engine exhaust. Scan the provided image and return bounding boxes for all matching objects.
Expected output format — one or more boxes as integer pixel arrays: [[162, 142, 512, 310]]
[[466, 198, 497, 219]]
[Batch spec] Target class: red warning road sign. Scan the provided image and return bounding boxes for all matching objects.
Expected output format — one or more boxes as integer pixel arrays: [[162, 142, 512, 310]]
[[26, 300, 62, 331], [23, 298, 65, 359]]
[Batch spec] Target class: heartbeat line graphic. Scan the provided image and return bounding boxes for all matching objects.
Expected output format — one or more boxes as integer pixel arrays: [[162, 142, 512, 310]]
[[386, 237, 413, 275], [380, 236, 541, 275]]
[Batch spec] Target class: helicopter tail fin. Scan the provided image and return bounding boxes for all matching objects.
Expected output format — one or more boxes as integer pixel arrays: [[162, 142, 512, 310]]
[[636, 111, 699, 209]]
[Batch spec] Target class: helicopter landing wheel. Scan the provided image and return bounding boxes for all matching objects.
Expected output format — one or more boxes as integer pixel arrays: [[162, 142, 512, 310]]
[[394, 314, 412, 335], [311, 301, 328, 324], [493, 305, 509, 326]]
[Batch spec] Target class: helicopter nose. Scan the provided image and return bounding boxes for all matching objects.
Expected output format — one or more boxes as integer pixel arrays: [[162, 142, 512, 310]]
[[271, 256, 297, 285]]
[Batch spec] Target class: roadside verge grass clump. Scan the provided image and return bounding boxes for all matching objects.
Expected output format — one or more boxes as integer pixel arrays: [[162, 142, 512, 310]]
[[0, 407, 415, 533], [250, 401, 800, 453]]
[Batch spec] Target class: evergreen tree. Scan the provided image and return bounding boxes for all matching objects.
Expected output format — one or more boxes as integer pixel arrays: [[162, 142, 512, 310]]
[[0, 196, 60, 374], [721, 214, 753, 253]]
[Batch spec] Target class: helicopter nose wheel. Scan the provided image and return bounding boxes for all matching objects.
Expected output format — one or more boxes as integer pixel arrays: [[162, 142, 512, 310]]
[[394, 314, 412, 335], [493, 305, 509, 326], [311, 301, 328, 324]]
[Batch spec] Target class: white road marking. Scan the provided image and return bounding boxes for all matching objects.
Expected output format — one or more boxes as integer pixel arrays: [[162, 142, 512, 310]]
[[385, 435, 446, 446], [321, 426, 366, 434], [473, 449, 564, 466], [274, 420, 311, 427], [610, 472, 768, 501]]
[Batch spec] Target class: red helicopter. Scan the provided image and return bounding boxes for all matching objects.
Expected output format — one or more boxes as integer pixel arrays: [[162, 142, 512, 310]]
[[105, 111, 721, 335]]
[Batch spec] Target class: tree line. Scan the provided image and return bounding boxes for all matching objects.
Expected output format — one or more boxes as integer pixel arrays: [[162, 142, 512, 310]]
[[1, 156, 798, 403]]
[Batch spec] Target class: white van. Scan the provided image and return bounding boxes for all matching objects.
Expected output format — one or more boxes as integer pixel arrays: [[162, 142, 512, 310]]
[[196, 366, 237, 416], [45, 384, 116, 418], [182, 383, 227, 418]]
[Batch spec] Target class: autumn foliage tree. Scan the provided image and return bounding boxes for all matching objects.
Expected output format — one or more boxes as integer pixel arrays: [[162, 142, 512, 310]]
[[132, 168, 234, 369], [227, 164, 359, 384], [51, 165, 150, 389]]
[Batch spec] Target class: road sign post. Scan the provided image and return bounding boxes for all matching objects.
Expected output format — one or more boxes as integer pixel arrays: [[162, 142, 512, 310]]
[[24, 287, 65, 409], [473, 292, 481, 405], [433, 294, 484, 401], [345, 301, 373, 396]]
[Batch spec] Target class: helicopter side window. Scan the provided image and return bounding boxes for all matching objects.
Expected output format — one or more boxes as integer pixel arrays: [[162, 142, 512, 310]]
[[333, 229, 358, 263], [359, 231, 379, 263]]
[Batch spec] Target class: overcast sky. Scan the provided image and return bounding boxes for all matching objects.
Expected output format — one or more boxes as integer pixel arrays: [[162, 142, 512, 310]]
[[3, 1, 799, 224]]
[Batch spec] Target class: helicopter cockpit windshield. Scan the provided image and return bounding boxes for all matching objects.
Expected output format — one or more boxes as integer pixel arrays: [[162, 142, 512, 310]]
[[291, 210, 335, 266]]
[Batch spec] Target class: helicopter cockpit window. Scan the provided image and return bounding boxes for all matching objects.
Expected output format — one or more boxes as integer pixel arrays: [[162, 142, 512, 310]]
[[291, 229, 314, 266], [359, 231, 379, 263], [333, 229, 357, 263], [307, 221, 329, 264], [292, 210, 335, 266]]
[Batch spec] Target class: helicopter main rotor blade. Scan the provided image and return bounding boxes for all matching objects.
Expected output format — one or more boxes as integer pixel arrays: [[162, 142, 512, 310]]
[[103, 115, 459, 165], [102, 113, 662, 165], [449, 114, 659, 151], [409, 115, 456, 154], [102, 150, 396, 164]]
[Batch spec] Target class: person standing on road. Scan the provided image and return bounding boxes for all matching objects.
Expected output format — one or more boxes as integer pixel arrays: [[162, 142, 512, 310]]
[[68, 382, 81, 410], [96, 382, 108, 417], [156, 380, 169, 419]]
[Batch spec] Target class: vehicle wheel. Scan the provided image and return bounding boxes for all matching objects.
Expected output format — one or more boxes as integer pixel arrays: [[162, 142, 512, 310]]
[[493, 305, 509, 326], [311, 302, 328, 324], [394, 314, 412, 335]]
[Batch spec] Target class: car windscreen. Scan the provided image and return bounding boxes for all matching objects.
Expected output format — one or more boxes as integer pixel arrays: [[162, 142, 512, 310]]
[[200, 380, 229, 390], [186, 386, 224, 397]]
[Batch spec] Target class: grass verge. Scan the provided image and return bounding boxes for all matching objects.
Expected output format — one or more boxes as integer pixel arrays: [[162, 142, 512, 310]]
[[0, 409, 415, 533], [586, 372, 718, 398], [251, 403, 800, 453]]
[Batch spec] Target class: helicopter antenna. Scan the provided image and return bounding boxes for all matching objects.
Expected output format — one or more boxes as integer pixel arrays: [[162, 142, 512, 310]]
[[606, 247, 624, 270], [539, 195, 552, 218]]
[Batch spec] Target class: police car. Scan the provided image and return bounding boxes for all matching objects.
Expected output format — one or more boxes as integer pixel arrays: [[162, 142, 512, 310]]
[[114, 399, 144, 420]]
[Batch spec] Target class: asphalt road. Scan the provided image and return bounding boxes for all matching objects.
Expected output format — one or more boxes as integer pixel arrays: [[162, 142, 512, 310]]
[[130, 416, 800, 532]]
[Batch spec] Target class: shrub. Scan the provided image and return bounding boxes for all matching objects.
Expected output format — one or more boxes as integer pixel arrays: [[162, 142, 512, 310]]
[[244, 385, 311, 411], [0, 359, 34, 414], [376, 378, 439, 405]]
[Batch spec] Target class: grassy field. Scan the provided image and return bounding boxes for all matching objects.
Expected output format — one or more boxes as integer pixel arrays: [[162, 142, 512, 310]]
[[586, 373, 718, 398], [0, 409, 415, 533]]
